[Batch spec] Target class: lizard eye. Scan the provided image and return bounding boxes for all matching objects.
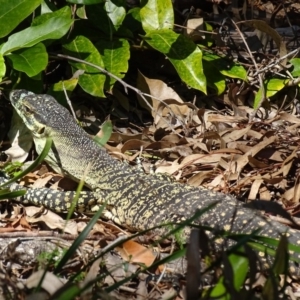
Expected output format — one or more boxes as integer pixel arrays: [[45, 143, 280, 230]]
[[23, 105, 33, 114]]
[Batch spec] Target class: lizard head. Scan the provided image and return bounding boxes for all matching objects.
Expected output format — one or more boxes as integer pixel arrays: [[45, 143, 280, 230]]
[[9, 89, 75, 138]]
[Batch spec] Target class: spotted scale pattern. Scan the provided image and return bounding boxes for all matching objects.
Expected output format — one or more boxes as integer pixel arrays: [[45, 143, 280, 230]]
[[5, 89, 300, 276]]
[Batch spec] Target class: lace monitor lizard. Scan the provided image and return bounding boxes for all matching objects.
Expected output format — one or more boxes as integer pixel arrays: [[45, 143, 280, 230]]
[[2, 89, 300, 276]]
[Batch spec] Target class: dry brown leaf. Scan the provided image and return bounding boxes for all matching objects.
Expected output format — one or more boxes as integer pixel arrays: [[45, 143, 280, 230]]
[[293, 175, 300, 203], [31, 175, 54, 189], [263, 177, 284, 184], [19, 216, 32, 230], [172, 145, 193, 157], [181, 153, 229, 166], [259, 187, 271, 201], [249, 179, 263, 200], [190, 141, 209, 153], [222, 125, 252, 143], [77, 221, 89, 233], [248, 156, 269, 168], [243, 20, 287, 66], [207, 114, 248, 123], [187, 171, 215, 187], [110, 132, 143, 143], [227, 141, 247, 153], [25, 207, 78, 235], [136, 279, 148, 300], [283, 187, 294, 201], [218, 157, 230, 171], [11, 215, 23, 227], [247, 129, 263, 139], [5, 111, 33, 162], [150, 144, 192, 157], [121, 139, 149, 153], [184, 17, 204, 42], [211, 148, 242, 155], [104, 252, 138, 285], [287, 123, 300, 133], [280, 112, 300, 123], [209, 174, 225, 188], [117, 240, 156, 266], [270, 149, 296, 177], [232, 135, 276, 173], [90, 223, 106, 234], [161, 133, 181, 144], [234, 175, 262, 190], [268, 151, 284, 162], [21, 173, 40, 185], [155, 160, 181, 175], [154, 99, 196, 127], [26, 270, 64, 295], [145, 141, 174, 151], [136, 71, 184, 113], [0, 227, 25, 233], [82, 257, 101, 295]]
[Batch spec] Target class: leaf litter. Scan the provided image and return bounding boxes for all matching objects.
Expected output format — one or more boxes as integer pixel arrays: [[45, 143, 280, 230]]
[[2, 79, 300, 298], [2, 79, 300, 299], [2, 11, 300, 300]]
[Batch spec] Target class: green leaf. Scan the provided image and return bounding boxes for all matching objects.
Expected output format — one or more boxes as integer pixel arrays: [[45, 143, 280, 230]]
[[41, 1, 56, 14], [63, 35, 106, 97], [140, 0, 174, 33], [262, 235, 289, 300], [124, 7, 142, 33], [254, 78, 288, 108], [49, 78, 79, 105], [0, 54, 6, 81], [0, 0, 42, 38], [86, 4, 114, 36], [203, 52, 247, 81], [1, 16, 73, 54], [209, 248, 249, 299], [104, 0, 126, 33], [96, 38, 130, 89], [32, 6, 72, 26], [76, 6, 87, 19], [144, 29, 206, 93], [220, 64, 247, 81], [77, 72, 106, 97], [202, 22, 214, 47], [291, 58, 300, 77], [7, 43, 48, 77], [264, 78, 288, 97], [93, 120, 113, 147], [271, 234, 289, 275], [203, 60, 226, 94], [51, 284, 81, 300], [67, 0, 104, 4]]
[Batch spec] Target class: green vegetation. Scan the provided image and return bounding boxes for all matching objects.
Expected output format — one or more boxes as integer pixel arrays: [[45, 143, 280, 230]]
[[0, 0, 299, 299]]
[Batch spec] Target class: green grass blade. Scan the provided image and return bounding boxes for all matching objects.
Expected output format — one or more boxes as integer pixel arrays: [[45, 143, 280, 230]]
[[54, 204, 105, 274], [0, 137, 52, 188], [0, 189, 26, 199], [93, 120, 113, 147]]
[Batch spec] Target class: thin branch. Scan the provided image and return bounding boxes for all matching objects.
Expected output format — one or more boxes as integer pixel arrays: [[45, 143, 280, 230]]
[[230, 20, 265, 122], [50, 53, 187, 137], [253, 47, 300, 76]]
